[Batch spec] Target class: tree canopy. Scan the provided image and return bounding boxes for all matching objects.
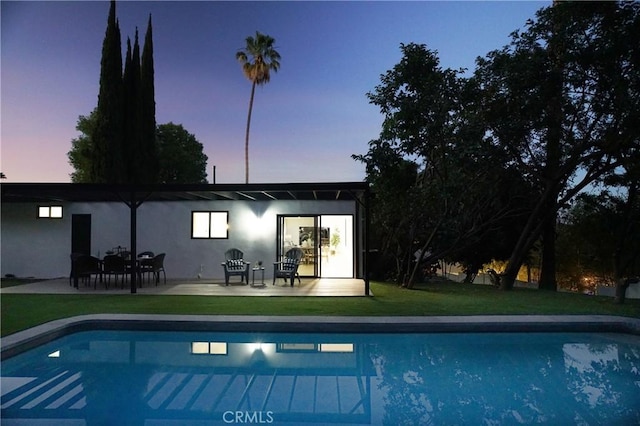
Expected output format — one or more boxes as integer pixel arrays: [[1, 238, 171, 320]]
[[68, 115, 208, 184], [355, 1, 640, 291], [354, 44, 533, 288], [156, 123, 208, 184]]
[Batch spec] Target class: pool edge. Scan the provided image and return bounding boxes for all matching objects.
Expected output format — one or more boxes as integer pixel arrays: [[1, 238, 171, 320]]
[[2, 314, 640, 359]]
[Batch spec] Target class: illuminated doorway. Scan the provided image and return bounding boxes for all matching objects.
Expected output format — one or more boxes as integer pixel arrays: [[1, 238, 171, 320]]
[[277, 215, 353, 278]]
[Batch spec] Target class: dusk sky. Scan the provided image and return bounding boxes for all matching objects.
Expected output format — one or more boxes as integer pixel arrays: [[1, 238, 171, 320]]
[[1, 1, 548, 184]]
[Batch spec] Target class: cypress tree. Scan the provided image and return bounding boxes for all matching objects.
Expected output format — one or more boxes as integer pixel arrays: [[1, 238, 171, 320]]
[[123, 30, 143, 183], [141, 14, 158, 183], [90, 0, 123, 183]]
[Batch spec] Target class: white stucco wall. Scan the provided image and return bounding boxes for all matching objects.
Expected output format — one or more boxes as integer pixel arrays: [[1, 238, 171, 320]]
[[1, 199, 358, 280]]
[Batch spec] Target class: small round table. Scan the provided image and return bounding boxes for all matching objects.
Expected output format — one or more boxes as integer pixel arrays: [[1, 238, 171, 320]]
[[252, 267, 265, 286]]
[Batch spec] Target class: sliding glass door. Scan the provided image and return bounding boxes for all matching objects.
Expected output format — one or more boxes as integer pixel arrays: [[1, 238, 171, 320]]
[[277, 215, 353, 278]]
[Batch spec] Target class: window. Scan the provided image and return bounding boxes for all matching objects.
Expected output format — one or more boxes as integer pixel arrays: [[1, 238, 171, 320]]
[[192, 211, 228, 239], [191, 341, 227, 355], [38, 206, 63, 219]]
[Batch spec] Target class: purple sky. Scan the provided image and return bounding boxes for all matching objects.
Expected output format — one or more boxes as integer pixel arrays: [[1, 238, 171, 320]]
[[1, 1, 548, 184]]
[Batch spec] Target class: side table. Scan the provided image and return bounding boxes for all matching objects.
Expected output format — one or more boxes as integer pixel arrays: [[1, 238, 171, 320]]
[[252, 267, 265, 286]]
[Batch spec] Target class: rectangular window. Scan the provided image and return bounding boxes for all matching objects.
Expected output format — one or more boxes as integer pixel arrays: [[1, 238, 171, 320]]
[[191, 341, 227, 355], [38, 205, 63, 219], [192, 211, 228, 239]]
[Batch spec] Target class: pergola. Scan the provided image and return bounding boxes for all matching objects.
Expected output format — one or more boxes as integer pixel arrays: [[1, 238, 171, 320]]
[[1, 182, 370, 294]]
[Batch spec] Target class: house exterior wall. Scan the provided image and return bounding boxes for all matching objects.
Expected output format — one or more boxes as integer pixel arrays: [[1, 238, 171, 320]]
[[1, 199, 359, 280]]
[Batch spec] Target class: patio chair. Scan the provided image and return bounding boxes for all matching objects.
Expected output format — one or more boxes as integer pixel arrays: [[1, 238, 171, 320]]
[[221, 248, 250, 285], [73, 254, 102, 289], [70, 252, 87, 286], [137, 251, 155, 285], [103, 254, 127, 288], [273, 247, 303, 287], [150, 253, 166, 285]]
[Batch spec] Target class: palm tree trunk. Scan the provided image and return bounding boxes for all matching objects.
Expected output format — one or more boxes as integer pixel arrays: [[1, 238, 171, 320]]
[[244, 81, 257, 184]]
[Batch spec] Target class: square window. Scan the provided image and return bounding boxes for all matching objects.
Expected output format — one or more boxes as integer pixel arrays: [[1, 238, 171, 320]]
[[38, 206, 50, 218], [38, 205, 63, 219], [192, 211, 228, 239], [50, 206, 63, 218]]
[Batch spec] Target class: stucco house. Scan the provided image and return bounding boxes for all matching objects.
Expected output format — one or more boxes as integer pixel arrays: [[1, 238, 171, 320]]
[[1, 182, 370, 294]]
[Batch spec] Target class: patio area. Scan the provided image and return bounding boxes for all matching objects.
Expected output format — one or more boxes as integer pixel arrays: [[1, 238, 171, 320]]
[[0, 277, 370, 297]]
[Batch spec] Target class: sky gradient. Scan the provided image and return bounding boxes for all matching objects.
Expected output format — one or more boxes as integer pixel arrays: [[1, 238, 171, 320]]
[[1, 1, 548, 184]]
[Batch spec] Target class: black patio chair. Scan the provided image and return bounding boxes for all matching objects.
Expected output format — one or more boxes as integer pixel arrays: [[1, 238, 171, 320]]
[[221, 248, 250, 285], [273, 247, 303, 287], [73, 254, 103, 289], [102, 254, 127, 289], [150, 253, 166, 286], [137, 251, 155, 285]]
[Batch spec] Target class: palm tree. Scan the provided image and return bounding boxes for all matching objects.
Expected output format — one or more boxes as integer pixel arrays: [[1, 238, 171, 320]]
[[236, 31, 281, 183]]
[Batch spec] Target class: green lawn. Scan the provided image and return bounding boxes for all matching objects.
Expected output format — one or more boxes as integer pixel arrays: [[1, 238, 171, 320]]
[[2, 280, 639, 336]]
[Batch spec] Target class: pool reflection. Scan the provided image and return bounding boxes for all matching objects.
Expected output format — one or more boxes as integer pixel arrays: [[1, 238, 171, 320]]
[[371, 333, 640, 425], [1, 331, 639, 425]]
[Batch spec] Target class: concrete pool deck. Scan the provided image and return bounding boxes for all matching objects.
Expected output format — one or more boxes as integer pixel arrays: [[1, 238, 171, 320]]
[[2, 314, 640, 360]]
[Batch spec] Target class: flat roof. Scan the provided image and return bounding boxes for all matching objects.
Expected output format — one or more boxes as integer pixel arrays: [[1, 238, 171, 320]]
[[1, 182, 369, 203]]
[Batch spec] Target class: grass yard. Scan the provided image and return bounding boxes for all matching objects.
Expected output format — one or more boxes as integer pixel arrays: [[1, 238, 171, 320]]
[[2, 280, 639, 336]]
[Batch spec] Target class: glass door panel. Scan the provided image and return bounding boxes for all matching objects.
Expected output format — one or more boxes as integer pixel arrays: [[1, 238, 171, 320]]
[[278, 215, 353, 278], [319, 215, 353, 278], [280, 216, 317, 277]]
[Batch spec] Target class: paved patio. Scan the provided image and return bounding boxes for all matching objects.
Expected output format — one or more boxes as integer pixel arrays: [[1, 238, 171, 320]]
[[0, 277, 370, 296]]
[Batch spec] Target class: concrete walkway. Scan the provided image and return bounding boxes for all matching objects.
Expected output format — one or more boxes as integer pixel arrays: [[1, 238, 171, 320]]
[[0, 277, 370, 297]]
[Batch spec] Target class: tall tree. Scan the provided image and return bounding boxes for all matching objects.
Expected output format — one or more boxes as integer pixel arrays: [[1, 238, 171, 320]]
[[122, 32, 142, 183], [90, 0, 123, 183], [476, 1, 640, 290], [236, 31, 281, 183], [140, 14, 158, 183]]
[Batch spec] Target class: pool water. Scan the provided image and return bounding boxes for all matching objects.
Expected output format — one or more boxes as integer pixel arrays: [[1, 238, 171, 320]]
[[1, 330, 639, 425]]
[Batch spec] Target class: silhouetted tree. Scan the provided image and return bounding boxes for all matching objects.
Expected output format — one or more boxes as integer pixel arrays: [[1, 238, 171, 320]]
[[156, 123, 208, 184], [69, 116, 206, 184], [477, 2, 640, 290], [90, 0, 123, 182], [86, 1, 158, 184], [123, 32, 142, 182], [236, 31, 281, 183], [140, 14, 159, 182]]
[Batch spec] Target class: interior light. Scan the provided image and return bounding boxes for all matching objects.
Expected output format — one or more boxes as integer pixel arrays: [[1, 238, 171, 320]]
[[191, 341, 228, 355], [50, 206, 63, 218], [192, 342, 209, 354], [209, 342, 227, 355], [48, 350, 61, 358], [319, 343, 354, 353]]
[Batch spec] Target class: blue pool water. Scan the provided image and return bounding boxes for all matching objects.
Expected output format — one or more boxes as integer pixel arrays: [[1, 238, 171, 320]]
[[1, 330, 639, 425]]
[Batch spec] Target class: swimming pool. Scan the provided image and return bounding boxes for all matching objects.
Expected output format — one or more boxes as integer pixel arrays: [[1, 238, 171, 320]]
[[1, 315, 640, 425]]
